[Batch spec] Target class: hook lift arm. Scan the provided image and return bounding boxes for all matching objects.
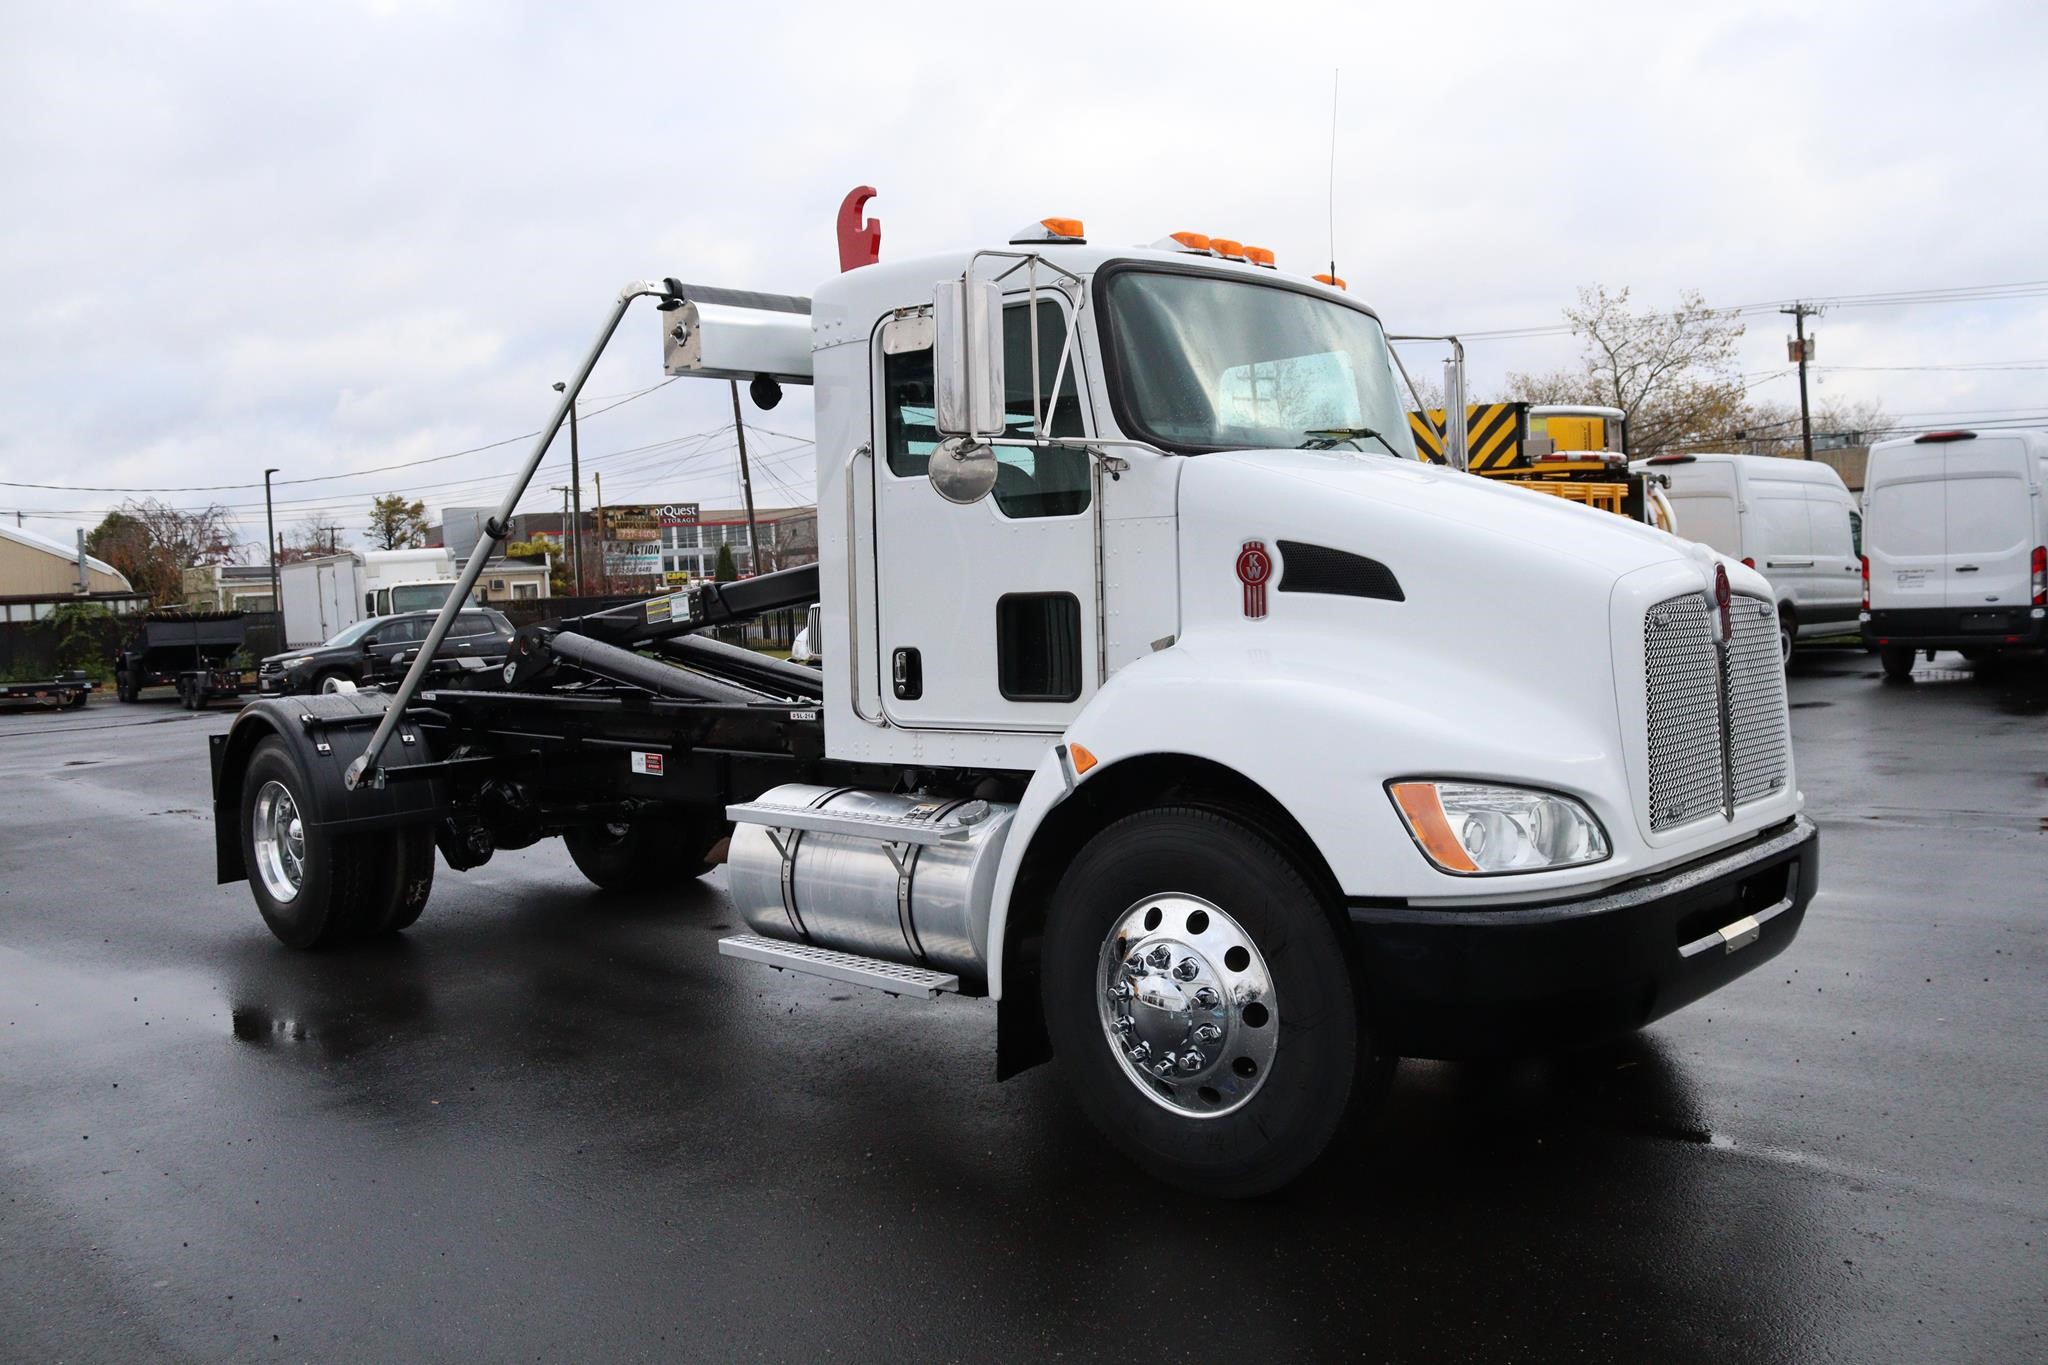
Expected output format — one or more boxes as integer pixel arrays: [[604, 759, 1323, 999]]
[[344, 279, 682, 791]]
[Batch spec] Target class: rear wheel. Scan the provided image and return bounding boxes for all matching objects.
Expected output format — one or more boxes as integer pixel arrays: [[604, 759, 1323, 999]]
[[1042, 807, 1368, 1197], [240, 737, 434, 947], [116, 669, 139, 703], [1778, 609, 1796, 664], [563, 809, 730, 892], [1880, 645, 1916, 679]]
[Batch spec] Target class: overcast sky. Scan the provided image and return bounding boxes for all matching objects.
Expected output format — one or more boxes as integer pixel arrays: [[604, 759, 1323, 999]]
[[3, 0, 2043, 552]]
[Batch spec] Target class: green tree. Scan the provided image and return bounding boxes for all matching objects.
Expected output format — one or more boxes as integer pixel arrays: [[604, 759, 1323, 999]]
[[714, 543, 738, 583], [367, 494, 430, 550]]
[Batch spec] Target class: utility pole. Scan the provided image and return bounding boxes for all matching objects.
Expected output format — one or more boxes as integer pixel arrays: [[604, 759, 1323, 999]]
[[263, 468, 281, 615], [592, 471, 606, 596], [318, 525, 344, 554], [551, 485, 573, 593], [729, 381, 760, 576], [553, 381, 584, 593], [1782, 302, 1820, 461]]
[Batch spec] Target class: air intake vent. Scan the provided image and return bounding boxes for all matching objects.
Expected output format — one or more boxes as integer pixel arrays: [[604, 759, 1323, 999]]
[[1276, 541, 1404, 602]]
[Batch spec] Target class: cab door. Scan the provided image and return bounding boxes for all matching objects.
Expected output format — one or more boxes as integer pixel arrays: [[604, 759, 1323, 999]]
[[869, 296, 1097, 731], [1799, 488, 1864, 628]]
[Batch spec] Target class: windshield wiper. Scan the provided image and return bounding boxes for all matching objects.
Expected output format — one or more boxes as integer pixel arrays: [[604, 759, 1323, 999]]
[[1301, 427, 1405, 459]]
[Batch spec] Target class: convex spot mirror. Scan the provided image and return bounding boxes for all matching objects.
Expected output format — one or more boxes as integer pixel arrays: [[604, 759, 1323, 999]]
[[932, 277, 1005, 439], [929, 436, 999, 505]]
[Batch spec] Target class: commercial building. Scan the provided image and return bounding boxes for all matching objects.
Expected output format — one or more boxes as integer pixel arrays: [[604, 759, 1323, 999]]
[[0, 522, 147, 623]]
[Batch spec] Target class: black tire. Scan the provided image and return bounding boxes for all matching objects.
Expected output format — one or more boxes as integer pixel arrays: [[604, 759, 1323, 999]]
[[116, 669, 138, 703], [1880, 645, 1916, 680], [1041, 806, 1366, 1197], [239, 737, 434, 948], [563, 809, 730, 892], [1778, 609, 1795, 664]]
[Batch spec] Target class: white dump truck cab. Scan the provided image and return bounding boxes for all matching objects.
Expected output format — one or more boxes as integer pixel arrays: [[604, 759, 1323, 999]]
[[210, 218, 1817, 1195]]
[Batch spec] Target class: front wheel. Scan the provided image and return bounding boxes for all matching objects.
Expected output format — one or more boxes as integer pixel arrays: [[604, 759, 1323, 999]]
[[1042, 807, 1368, 1197], [1880, 645, 1916, 679], [1778, 611, 1795, 664]]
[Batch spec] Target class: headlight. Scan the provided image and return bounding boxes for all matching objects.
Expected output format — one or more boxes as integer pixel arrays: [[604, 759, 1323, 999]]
[[1388, 781, 1609, 876]]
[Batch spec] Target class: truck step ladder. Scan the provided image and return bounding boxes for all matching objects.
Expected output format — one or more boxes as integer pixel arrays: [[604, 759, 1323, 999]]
[[725, 800, 970, 846], [717, 934, 960, 999]]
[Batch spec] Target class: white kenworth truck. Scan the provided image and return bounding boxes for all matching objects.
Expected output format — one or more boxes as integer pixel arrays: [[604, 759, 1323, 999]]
[[209, 212, 1817, 1194]]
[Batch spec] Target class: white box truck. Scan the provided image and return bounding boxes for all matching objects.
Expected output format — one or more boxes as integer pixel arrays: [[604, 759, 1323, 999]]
[[1642, 453, 1864, 660], [1861, 429, 2048, 677], [207, 210, 1817, 1194], [279, 549, 467, 647]]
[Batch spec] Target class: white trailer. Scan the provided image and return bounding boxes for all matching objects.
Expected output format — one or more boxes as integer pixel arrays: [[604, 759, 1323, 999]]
[[279, 549, 466, 646], [208, 208, 1817, 1195]]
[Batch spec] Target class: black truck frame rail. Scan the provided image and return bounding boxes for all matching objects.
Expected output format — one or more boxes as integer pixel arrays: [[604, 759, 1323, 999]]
[[211, 561, 879, 886]]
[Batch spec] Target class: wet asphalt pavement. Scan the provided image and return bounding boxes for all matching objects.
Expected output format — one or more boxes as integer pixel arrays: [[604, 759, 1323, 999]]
[[1, 655, 2043, 1362]]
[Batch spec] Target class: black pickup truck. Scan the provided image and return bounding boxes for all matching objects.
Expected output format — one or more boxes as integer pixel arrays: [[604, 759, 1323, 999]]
[[259, 609, 514, 696]]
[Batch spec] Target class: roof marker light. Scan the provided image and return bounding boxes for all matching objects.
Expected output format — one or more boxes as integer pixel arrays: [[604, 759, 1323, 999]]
[[1153, 231, 1217, 255], [1010, 217, 1087, 245], [1913, 430, 1978, 443], [1312, 272, 1347, 291], [1243, 245, 1277, 268], [1210, 238, 1246, 260]]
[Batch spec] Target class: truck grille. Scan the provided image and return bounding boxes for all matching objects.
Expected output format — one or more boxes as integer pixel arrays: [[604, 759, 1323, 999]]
[[1644, 592, 1789, 831]]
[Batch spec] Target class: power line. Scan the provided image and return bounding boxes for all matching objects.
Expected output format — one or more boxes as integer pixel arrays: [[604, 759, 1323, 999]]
[[0, 378, 681, 494], [1444, 277, 2048, 343]]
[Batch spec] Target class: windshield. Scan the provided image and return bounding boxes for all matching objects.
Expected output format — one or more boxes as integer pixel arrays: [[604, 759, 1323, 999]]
[[1099, 268, 1417, 458], [323, 619, 380, 648], [388, 582, 456, 613]]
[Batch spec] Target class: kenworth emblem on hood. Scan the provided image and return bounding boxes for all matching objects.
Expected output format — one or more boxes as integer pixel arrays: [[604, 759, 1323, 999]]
[[1237, 541, 1273, 620]]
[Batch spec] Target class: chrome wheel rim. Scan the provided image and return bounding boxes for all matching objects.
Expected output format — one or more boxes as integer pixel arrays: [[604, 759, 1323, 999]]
[[252, 779, 306, 903], [1097, 894, 1277, 1118]]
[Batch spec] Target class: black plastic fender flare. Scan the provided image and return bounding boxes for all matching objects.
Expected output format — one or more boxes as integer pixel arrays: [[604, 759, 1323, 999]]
[[208, 692, 449, 885]]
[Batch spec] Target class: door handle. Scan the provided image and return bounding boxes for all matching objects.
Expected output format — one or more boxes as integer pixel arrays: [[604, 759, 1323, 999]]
[[1955, 565, 1980, 573], [1768, 559, 1813, 568]]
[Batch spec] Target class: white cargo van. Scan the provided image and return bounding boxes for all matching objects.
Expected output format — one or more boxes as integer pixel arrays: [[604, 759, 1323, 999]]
[[1642, 453, 1863, 660], [1861, 430, 2048, 678]]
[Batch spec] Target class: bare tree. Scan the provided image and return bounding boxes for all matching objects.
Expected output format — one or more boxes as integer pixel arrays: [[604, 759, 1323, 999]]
[[85, 498, 238, 604], [1504, 285, 1748, 458]]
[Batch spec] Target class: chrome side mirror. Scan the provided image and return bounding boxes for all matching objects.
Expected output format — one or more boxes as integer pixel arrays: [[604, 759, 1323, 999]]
[[928, 436, 1000, 505], [933, 278, 1005, 440]]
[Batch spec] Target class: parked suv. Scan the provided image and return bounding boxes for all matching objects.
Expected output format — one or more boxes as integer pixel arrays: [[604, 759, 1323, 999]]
[[259, 609, 515, 695], [1644, 452, 1864, 661], [1862, 429, 2048, 678]]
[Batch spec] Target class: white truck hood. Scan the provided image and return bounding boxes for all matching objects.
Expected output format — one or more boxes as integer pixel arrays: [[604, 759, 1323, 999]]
[[1183, 449, 1697, 582]]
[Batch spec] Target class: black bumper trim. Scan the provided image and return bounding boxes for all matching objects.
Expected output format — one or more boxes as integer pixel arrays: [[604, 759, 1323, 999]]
[[1863, 606, 2046, 649], [1347, 815, 1819, 1058]]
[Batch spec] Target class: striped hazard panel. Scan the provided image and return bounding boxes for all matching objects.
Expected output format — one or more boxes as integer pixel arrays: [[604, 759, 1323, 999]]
[[1405, 404, 1524, 470]]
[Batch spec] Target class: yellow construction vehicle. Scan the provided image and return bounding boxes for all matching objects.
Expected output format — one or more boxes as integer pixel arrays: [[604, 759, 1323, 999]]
[[1407, 401, 1675, 530]]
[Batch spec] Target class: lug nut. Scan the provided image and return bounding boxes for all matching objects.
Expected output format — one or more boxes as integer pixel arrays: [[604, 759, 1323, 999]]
[[1111, 1013, 1133, 1034], [1153, 1053, 1178, 1075], [1172, 957, 1200, 981], [1128, 1041, 1151, 1062], [1193, 1023, 1222, 1043], [1108, 980, 1133, 1001], [1124, 953, 1148, 976], [1177, 1051, 1205, 1073], [1147, 944, 1173, 968], [1192, 986, 1221, 1009]]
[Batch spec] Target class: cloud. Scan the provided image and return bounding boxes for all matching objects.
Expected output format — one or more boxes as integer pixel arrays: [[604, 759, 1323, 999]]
[[2, 0, 2043, 545]]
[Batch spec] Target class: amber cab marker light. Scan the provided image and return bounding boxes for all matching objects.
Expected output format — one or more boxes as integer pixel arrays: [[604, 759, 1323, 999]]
[[1041, 217, 1085, 238], [1170, 230, 1213, 252], [1312, 272, 1347, 291], [1210, 238, 1246, 260], [1068, 743, 1098, 775], [1389, 782, 1479, 874], [1243, 245, 1277, 268]]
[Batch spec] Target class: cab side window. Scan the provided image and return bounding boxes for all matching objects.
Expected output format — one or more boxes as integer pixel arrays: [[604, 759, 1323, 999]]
[[881, 301, 1090, 518]]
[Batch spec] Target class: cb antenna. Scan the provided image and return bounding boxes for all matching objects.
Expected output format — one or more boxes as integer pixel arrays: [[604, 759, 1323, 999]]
[[1327, 67, 1340, 282]]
